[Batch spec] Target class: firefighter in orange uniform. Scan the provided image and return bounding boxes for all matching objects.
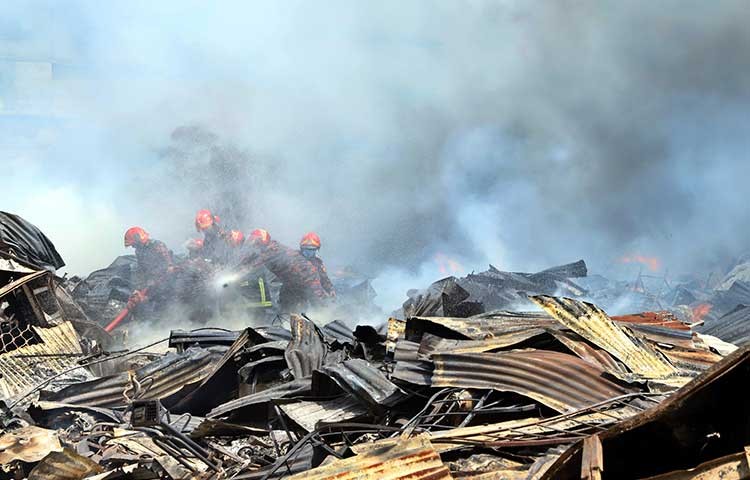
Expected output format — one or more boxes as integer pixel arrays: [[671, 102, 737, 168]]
[[299, 232, 336, 298], [243, 229, 333, 312], [123, 226, 175, 311], [193, 209, 246, 265]]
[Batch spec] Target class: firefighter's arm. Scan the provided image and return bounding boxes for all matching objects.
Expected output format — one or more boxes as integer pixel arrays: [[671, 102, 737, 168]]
[[319, 266, 336, 297]]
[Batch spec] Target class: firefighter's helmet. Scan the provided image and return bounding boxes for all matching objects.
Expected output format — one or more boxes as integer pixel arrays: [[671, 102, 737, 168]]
[[195, 209, 218, 232], [228, 230, 245, 247], [300, 232, 321, 249], [249, 229, 271, 246], [124, 227, 149, 247]]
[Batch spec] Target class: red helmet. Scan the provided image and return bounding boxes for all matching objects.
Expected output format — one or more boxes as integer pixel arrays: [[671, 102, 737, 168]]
[[249, 229, 271, 246], [195, 209, 218, 232], [228, 230, 245, 247], [124, 227, 149, 247], [300, 232, 321, 249]]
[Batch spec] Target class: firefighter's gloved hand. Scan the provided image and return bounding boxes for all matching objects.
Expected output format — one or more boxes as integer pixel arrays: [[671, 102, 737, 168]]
[[127, 290, 147, 310]]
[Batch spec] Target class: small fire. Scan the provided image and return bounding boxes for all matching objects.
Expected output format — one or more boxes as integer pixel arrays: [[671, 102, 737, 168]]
[[435, 253, 464, 275], [619, 254, 662, 272], [692, 303, 712, 323]]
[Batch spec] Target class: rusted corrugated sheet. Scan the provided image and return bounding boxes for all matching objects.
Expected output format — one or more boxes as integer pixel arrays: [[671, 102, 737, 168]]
[[625, 323, 697, 349], [40, 347, 220, 407], [408, 312, 555, 341], [315, 359, 405, 407], [403, 350, 632, 413], [548, 329, 628, 376], [659, 348, 723, 372], [0, 321, 85, 400], [279, 396, 369, 432], [285, 435, 453, 480], [531, 295, 677, 379], [612, 311, 691, 331]]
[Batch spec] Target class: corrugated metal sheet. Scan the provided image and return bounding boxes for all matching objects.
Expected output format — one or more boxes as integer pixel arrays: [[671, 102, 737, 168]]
[[548, 329, 628, 375], [531, 296, 677, 379], [659, 348, 723, 372], [279, 396, 369, 432], [699, 305, 750, 345], [172, 326, 271, 413], [408, 312, 555, 341], [612, 311, 691, 331], [398, 350, 633, 413], [169, 328, 240, 351], [315, 359, 405, 407], [394, 339, 420, 362], [352, 403, 645, 455], [285, 435, 452, 480], [40, 347, 220, 407], [0, 321, 85, 400], [322, 319, 356, 345], [286, 314, 326, 379], [625, 323, 697, 349], [208, 378, 311, 419], [418, 330, 547, 357], [254, 325, 293, 342]]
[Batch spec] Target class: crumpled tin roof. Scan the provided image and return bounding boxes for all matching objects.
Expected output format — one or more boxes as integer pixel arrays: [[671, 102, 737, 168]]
[[429, 350, 633, 413], [40, 347, 220, 408], [531, 295, 677, 379], [285, 435, 453, 480]]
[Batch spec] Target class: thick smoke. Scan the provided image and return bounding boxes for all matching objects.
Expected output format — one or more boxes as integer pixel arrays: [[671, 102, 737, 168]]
[[3, 1, 750, 309]]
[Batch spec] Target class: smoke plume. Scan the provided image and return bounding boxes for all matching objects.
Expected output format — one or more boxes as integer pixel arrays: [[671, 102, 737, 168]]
[[3, 1, 750, 309]]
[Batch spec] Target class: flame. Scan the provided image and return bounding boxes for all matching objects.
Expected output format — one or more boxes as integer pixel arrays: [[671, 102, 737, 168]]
[[618, 254, 662, 272], [692, 303, 712, 323], [435, 253, 464, 275]]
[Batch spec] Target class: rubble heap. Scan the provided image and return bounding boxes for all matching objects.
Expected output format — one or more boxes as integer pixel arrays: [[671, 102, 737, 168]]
[[3, 212, 750, 479], [2, 271, 746, 479]]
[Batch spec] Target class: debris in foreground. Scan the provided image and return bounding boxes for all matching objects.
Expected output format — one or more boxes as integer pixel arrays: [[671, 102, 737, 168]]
[[1, 231, 748, 479], [0, 278, 743, 479]]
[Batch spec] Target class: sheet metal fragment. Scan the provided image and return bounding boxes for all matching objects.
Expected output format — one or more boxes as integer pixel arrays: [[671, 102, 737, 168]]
[[532, 295, 677, 379], [285, 435, 453, 480]]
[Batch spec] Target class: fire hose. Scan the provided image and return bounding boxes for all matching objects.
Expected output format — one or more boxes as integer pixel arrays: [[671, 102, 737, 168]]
[[105, 288, 149, 332]]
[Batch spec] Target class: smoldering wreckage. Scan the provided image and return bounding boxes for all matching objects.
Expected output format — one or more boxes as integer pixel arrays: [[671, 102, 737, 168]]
[[3, 212, 750, 479]]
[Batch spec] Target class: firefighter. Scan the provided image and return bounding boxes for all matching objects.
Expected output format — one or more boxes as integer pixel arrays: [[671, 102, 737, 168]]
[[299, 232, 336, 298], [243, 229, 333, 312], [123, 226, 175, 311], [194, 209, 245, 265], [194, 209, 226, 263]]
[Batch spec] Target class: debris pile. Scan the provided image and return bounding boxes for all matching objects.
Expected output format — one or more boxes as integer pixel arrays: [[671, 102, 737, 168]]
[[1, 273, 741, 479], [3, 212, 750, 478]]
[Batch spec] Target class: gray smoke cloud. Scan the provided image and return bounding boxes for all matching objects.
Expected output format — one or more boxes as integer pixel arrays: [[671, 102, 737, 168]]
[[3, 1, 750, 309]]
